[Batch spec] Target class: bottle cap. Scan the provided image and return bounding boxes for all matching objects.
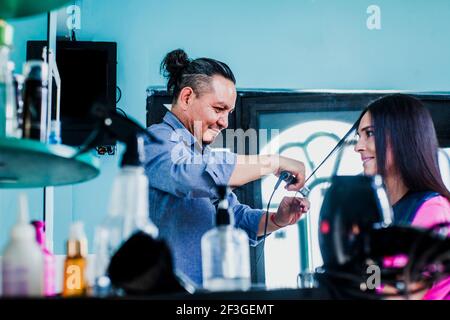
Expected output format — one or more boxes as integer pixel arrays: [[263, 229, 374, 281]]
[[11, 193, 35, 240], [0, 20, 13, 47], [216, 185, 229, 200], [31, 220, 46, 247], [48, 120, 61, 144], [67, 221, 88, 258], [215, 185, 232, 226], [120, 135, 146, 167], [215, 207, 231, 226], [23, 60, 48, 82]]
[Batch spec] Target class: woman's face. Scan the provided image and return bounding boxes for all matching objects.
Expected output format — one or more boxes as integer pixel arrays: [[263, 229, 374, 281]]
[[354, 111, 396, 177], [354, 112, 377, 175]]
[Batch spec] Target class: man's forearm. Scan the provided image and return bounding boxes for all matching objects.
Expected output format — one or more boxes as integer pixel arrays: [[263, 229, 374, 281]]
[[229, 154, 278, 187], [257, 211, 282, 236]]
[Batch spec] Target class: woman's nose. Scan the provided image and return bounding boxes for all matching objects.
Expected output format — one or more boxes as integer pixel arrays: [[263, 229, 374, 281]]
[[354, 138, 365, 153]]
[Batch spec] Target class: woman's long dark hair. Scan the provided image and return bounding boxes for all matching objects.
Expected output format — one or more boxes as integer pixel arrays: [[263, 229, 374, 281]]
[[357, 94, 450, 201]]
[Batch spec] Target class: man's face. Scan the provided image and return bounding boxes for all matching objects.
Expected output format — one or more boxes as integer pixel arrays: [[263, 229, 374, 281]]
[[185, 75, 236, 144]]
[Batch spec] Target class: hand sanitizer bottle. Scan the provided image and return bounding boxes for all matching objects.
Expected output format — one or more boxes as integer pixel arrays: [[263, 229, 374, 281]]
[[201, 186, 251, 291]]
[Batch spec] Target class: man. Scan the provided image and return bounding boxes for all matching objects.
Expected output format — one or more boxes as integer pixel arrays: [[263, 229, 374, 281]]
[[145, 49, 308, 285]]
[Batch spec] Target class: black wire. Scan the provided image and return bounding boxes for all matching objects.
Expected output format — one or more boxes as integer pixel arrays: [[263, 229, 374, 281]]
[[256, 186, 277, 267], [72, 125, 101, 158], [303, 122, 358, 185], [116, 107, 128, 119], [71, 29, 77, 41], [254, 118, 358, 273], [116, 86, 122, 103]]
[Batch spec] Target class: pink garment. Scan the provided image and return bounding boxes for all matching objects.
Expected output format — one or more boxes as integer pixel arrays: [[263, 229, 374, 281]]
[[411, 196, 450, 300]]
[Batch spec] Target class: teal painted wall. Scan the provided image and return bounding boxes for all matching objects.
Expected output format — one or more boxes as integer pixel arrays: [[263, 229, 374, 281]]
[[2, 0, 450, 254]]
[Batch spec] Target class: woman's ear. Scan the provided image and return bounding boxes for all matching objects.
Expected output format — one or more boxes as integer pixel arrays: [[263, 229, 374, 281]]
[[177, 87, 195, 111]]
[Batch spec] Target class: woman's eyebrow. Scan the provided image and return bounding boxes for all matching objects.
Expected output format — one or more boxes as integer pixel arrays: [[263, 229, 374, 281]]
[[359, 125, 374, 133]]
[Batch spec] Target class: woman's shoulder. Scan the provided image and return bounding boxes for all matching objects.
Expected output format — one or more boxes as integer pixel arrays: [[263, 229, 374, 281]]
[[412, 195, 450, 229]]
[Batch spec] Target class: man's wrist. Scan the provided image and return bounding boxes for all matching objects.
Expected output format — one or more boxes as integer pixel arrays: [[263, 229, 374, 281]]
[[270, 213, 287, 228], [268, 154, 280, 175], [259, 154, 279, 176]]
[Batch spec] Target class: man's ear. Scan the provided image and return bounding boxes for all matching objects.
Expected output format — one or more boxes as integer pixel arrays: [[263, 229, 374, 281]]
[[177, 87, 195, 111]]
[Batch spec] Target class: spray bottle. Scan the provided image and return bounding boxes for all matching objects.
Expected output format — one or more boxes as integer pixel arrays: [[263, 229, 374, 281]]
[[73, 105, 163, 295], [93, 135, 158, 296], [2, 194, 44, 296]]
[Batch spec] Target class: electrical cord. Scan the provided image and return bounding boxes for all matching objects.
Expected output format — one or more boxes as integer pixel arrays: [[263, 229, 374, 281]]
[[116, 107, 128, 119], [256, 172, 300, 267], [256, 186, 277, 267], [71, 29, 77, 41], [116, 86, 122, 103]]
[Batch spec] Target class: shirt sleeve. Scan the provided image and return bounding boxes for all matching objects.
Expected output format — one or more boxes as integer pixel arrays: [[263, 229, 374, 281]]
[[144, 126, 237, 198], [228, 192, 266, 246], [412, 196, 450, 230]]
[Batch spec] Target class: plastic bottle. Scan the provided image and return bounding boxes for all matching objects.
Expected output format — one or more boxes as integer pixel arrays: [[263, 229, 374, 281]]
[[22, 60, 48, 142], [62, 222, 88, 297], [201, 186, 251, 291], [13, 73, 24, 138], [48, 119, 61, 144], [93, 135, 158, 295], [4, 61, 20, 137], [1, 193, 44, 297], [32, 221, 56, 296]]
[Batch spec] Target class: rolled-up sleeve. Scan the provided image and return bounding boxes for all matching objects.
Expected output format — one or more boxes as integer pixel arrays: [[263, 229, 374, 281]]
[[144, 126, 237, 198], [203, 148, 237, 186], [228, 192, 265, 246]]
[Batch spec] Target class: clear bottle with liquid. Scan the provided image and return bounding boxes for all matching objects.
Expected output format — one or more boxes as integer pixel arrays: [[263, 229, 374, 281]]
[[201, 186, 251, 291]]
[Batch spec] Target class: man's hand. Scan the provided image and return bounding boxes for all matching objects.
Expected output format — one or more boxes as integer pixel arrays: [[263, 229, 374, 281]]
[[257, 196, 310, 236], [276, 156, 306, 192], [274, 196, 310, 227]]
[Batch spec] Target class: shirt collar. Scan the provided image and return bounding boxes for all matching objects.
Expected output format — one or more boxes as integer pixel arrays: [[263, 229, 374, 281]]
[[163, 111, 198, 146]]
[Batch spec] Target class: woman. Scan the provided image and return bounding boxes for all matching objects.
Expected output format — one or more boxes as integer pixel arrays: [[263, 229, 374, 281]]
[[354, 94, 450, 299]]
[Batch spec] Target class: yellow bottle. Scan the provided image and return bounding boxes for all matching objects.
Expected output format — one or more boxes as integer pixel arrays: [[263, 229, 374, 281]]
[[62, 222, 88, 297]]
